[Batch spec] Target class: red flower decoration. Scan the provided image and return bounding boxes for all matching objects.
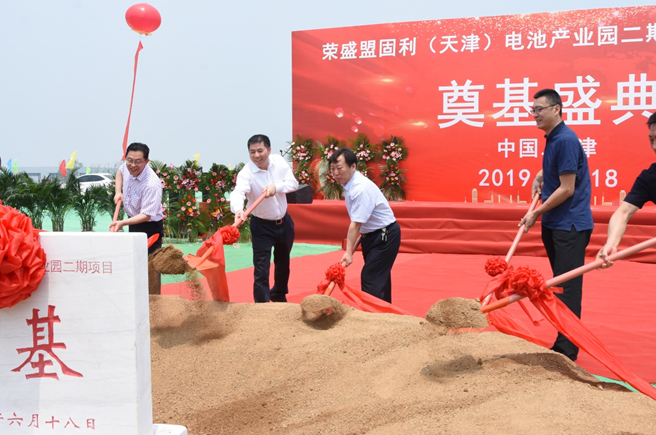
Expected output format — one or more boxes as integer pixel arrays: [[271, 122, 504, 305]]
[[508, 266, 546, 300], [0, 202, 46, 309], [325, 263, 345, 286], [484, 257, 508, 276], [219, 225, 240, 245]]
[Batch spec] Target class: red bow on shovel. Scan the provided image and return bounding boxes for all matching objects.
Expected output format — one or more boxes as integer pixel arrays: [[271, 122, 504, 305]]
[[183, 191, 268, 302], [480, 236, 656, 402], [316, 237, 412, 316]]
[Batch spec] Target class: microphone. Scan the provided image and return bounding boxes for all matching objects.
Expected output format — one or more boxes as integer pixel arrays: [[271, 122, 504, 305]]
[[280, 144, 293, 156]]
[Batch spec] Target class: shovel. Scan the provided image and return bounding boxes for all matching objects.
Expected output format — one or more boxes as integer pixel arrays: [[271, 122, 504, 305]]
[[324, 236, 361, 297], [481, 193, 540, 310], [110, 199, 160, 248], [109, 200, 122, 232], [481, 235, 656, 314], [219, 191, 268, 245], [184, 245, 217, 270], [183, 190, 268, 270]]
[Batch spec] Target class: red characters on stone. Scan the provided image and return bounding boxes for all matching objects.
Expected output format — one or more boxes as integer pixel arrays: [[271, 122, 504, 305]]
[[12, 305, 83, 380]]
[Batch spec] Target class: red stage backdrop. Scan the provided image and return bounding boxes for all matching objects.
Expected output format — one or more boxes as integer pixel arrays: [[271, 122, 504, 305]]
[[292, 6, 656, 203]]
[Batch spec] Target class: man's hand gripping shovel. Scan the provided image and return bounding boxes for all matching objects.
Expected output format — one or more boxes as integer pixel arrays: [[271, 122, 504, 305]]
[[110, 199, 160, 248]]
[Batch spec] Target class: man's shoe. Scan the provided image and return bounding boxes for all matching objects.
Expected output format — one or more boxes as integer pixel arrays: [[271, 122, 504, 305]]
[[270, 294, 287, 303]]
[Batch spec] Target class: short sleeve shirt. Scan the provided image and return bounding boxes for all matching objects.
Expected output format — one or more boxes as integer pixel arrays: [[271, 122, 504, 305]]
[[624, 163, 656, 209], [342, 171, 395, 233], [540, 122, 594, 231]]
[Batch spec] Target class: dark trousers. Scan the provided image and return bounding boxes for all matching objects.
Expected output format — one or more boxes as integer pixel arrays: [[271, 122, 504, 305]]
[[541, 225, 592, 361], [129, 220, 164, 255], [250, 214, 295, 303], [360, 222, 401, 303]]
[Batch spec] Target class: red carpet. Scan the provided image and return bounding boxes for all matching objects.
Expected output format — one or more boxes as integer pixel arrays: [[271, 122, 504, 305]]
[[162, 251, 656, 382]]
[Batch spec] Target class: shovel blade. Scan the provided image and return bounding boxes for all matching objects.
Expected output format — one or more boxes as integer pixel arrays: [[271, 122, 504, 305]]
[[184, 254, 218, 271]]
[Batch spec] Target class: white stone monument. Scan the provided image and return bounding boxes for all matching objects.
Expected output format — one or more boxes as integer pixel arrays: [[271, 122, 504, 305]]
[[0, 233, 186, 435]]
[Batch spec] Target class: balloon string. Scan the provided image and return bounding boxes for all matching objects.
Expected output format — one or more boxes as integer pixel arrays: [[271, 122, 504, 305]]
[[121, 40, 144, 160]]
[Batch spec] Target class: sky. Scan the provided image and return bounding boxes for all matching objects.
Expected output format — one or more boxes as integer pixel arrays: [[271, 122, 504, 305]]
[[1, 0, 653, 171]]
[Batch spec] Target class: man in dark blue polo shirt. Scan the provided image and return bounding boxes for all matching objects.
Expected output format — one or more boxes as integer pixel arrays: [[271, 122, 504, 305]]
[[519, 89, 593, 361], [597, 112, 656, 267]]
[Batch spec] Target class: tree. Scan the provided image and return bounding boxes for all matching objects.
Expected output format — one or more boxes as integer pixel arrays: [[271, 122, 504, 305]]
[[73, 186, 107, 231], [0, 168, 31, 208], [45, 181, 74, 231], [7, 177, 55, 229]]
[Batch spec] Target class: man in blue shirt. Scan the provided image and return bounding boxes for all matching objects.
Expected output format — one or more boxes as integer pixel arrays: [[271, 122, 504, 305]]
[[519, 89, 593, 361], [329, 148, 401, 303]]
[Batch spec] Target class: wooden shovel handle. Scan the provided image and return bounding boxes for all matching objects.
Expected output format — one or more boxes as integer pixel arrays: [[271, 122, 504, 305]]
[[324, 281, 336, 297], [110, 200, 122, 233], [234, 191, 268, 227], [505, 192, 540, 263], [482, 193, 540, 307]]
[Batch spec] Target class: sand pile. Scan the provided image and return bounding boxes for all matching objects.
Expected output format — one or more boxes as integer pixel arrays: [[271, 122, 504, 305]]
[[149, 296, 656, 435]]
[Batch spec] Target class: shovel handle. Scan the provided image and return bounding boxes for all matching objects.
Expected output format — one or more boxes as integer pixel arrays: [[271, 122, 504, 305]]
[[481, 235, 656, 314], [324, 281, 336, 297], [110, 200, 122, 233], [340, 236, 361, 267], [481, 195, 540, 308], [195, 245, 215, 268], [234, 191, 268, 227], [505, 193, 540, 263]]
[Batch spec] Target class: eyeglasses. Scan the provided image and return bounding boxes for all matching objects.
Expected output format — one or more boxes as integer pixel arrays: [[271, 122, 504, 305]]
[[529, 104, 557, 116], [126, 159, 145, 165]]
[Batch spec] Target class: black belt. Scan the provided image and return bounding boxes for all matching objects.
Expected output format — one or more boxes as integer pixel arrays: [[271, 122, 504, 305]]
[[251, 215, 285, 225], [360, 221, 396, 239]]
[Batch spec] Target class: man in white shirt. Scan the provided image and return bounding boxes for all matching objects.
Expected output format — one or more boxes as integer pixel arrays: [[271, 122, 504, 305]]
[[329, 148, 401, 303], [230, 134, 299, 302], [111, 142, 164, 255]]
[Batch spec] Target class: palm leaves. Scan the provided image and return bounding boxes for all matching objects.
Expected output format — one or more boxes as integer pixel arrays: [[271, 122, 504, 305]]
[[6, 177, 55, 229], [72, 186, 108, 231]]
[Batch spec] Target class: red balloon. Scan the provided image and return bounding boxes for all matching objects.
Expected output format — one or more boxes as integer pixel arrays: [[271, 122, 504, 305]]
[[125, 3, 161, 35]]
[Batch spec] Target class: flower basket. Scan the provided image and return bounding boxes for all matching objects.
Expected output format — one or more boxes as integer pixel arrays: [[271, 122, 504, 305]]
[[379, 136, 408, 201]]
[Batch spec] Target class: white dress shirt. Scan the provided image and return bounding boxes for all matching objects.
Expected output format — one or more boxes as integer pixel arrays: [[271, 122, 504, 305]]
[[230, 154, 299, 220], [343, 171, 395, 233]]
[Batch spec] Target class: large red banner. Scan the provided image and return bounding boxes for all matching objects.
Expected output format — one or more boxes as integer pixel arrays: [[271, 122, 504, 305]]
[[292, 6, 656, 203]]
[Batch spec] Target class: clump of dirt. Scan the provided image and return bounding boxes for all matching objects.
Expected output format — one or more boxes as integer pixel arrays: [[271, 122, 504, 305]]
[[300, 294, 348, 329], [149, 244, 192, 275], [425, 297, 489, 334], [148, 261, 161, 295], [185, 270, 204, 302]]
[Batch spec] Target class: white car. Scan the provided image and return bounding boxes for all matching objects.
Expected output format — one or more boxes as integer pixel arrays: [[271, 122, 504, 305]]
[[77, 173, 114, 193]]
